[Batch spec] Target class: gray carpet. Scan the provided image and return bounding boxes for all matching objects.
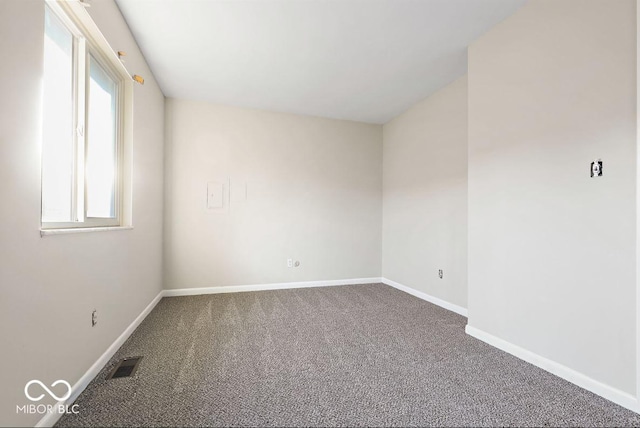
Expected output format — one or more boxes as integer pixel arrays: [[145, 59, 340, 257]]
[[57, 283, 640, 427]]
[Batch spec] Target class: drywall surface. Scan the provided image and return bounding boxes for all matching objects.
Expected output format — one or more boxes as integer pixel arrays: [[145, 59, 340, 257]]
[[0, 0, 164, 425], [382, 76, 468, 309], [467, 0, 636, 394], [164, 99, 382, 289]]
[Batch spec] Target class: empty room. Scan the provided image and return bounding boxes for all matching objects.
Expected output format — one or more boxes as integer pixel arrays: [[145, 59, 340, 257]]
[[2, 0, 640, 426]]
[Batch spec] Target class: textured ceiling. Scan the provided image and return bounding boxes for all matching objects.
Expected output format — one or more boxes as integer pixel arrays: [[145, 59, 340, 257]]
[[116, 0, 526, 123]]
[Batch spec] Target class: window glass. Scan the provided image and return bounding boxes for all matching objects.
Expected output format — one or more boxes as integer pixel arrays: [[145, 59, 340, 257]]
[[86, 55, 117, 219], [41, 2, 129, 229], [42, 7, 74, 222]]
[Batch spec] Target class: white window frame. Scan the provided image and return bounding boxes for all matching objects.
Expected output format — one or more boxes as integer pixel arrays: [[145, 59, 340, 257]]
[[42, 0, 133, 231]]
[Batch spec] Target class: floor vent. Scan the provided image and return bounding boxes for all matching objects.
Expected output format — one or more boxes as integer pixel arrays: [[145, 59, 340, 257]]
[[108, 357, 142, 379]]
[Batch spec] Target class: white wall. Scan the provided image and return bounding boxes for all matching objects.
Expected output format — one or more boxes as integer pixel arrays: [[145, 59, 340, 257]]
[[467, 0, 636, 396], [0, 1, 165, 426], [382, 76, 468, 309], [164, 99, 382, 289]]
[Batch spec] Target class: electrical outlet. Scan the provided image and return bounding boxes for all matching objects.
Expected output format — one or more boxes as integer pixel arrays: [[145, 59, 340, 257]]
[[287, 259, 293, 268], [91, 309, 98, 327], [590, 159, 603, 177], [438, 269, 443, 279]]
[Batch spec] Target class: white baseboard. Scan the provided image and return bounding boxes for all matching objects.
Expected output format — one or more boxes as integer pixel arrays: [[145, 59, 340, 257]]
[[35, 290, 164, 428], [163, 277, 383, 297], [381, 277, 468, 317], [465, 325, 639, 413]]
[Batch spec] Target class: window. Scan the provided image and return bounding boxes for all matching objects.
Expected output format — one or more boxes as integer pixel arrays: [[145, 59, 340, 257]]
[[42, 1, 132, 230]]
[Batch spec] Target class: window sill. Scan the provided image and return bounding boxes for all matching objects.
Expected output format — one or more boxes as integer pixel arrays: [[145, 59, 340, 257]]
[[40, 226, 133, 237]]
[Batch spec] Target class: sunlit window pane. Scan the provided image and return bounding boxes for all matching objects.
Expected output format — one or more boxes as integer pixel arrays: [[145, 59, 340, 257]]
[[42, 7, 74, 223], [86, 55, 117, 219]]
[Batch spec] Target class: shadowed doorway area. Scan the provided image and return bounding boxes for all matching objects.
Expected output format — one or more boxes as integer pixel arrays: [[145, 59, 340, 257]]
[[57, 284, 640, 427]]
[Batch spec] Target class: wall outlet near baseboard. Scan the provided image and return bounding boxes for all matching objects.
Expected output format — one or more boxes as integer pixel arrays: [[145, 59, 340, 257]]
[[91, 309, 98, 327], [438, 269, 443, 279], [287, 259, 293, 268]]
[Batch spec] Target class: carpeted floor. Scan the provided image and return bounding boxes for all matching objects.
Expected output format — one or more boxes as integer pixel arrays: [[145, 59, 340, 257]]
[[57, 283, 640, 427]]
